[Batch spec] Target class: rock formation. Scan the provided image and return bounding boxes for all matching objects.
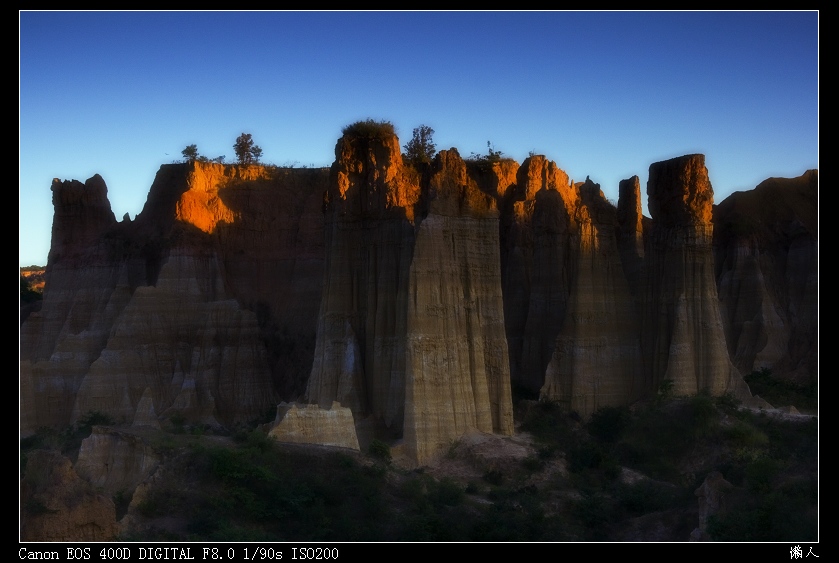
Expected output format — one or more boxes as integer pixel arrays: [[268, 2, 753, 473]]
[[499, 156, 576, 394], [691, 471, 734, 541], [21, 450, 119, 541], [641, 155, 749, 398], [268, 402, 360, 450], [74, 427, 160, 496], [403, 149, 514, 463], [713, 170, 818, 384], [306, 127, 513, 464], [503, 154, 789, 414], [21, 163, 328, 435], [540, 178, 643, 415], [20, 126, 817, 457]]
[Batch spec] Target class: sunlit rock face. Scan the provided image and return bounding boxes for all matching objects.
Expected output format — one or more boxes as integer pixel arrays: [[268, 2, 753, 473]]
[[267, 402, 360, 450], [713, 170, 818, 383], [641, 154, 750, 398], [307, 128, 514, 464], [21, 162, 328, 435]]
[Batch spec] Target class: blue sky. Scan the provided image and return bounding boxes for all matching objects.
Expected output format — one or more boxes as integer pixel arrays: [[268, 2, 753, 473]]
[[19, 11, 818, 267]]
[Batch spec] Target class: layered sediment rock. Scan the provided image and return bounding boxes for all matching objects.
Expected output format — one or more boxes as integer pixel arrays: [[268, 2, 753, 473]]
[[21, 450, 118, 541], [403, 149, 514, 463], [540, 179, 643, 415], [641, 155, 749, 397], [713, 170, 818, 383], [307, 129, 513, 463], [21, 127, 816, 457], [268, 402, 360, 450], [21, 163, 328, 435]]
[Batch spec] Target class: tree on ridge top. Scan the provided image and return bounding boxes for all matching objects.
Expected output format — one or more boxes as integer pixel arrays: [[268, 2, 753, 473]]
[[234, 133, 262, 165], [403, 125, 437, 167], [182, 144, 199, 162]]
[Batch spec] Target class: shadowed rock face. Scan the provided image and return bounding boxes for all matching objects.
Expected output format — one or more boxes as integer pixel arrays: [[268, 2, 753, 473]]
[[500, 156, 577, 394], [21, 450, 118, 541], [504, 154, 806, 415], [499, 157, 645, 415], [540, 178, 643, 415], [712, 170, 818, 384], [21, 163, 328, 434], [641, 155, 749, 398], [307, 130, 513, 463]]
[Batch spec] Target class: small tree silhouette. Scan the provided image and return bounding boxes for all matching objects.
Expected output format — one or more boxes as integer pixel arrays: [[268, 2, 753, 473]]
[[234, 133, 262, 165], [182, 144, 199, 162], [403, 125, 436, 166]]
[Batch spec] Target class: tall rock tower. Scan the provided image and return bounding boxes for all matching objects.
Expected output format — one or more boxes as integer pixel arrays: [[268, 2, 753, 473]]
[[642, 154, 750, 397], [306, 123, 513, 463]]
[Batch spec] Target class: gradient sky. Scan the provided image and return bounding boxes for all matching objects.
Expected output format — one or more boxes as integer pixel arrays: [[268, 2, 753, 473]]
[[19, 11, 818, 268]]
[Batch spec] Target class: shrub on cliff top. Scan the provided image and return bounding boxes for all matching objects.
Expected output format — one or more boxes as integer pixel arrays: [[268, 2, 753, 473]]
[[341, 119, 396, 140]]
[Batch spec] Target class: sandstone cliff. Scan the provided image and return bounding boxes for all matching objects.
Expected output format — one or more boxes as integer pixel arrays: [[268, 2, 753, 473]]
[[713, 170, 818, 384], [641, 155, 749, 398], [21, 131, 817, 446], [306, 128, 513, 463], [21, 450, 118, 541], [21, 163, 328, 435]]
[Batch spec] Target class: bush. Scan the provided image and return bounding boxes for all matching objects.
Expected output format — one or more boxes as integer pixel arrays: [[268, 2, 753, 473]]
[[20, 275, 42, 303], [744, 368, 817, 412], [341, 119, 396, 140], [368, 439, 392, 464], [588, 406, 630, 443]]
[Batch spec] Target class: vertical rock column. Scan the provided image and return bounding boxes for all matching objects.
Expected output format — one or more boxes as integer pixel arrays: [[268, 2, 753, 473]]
[[404, 150, 514, 463], [307, 133, 514, 464], [506, 156, 577, 394], [306, 129, 419, 436], [642, 154, 749, 397], [539, 179, 643, 416]]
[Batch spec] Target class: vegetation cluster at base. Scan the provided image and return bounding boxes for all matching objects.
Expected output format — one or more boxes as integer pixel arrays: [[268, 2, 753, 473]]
[[20, 388, 816, 541]]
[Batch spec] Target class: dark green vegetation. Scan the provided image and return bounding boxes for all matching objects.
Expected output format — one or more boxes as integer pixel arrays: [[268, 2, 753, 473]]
[[745, 368, 817, 414], [234, 133, 262, 165], [181, 144, 199, 162], [402, 125, 437, 167], [341, 119, 396, 140], [520, 395, 817, 541], [20, 274, 42, 304], [20, 393, 816, 541], [21, 410, 115, 471]]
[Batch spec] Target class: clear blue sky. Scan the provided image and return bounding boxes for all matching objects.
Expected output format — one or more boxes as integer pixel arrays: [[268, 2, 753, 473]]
[[19, 11, 818, 268]]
